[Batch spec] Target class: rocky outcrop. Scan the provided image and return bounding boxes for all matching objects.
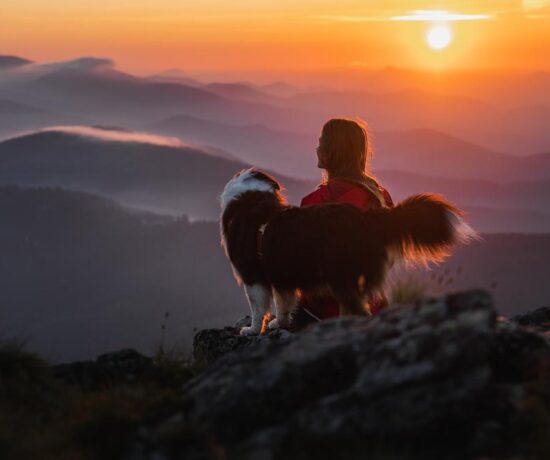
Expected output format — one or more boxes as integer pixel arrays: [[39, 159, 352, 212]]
[[167, 290, 550, 460], [192, 316, 290, 369], [53, 348, 154, 388], [512, 306, 550, 334]]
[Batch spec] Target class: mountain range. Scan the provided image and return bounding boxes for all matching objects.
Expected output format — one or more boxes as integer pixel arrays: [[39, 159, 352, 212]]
[[0, 127, 313, 219], [2, 55, 549, 155], [1, 126, 549, 231], [1, 186, 548, 362]]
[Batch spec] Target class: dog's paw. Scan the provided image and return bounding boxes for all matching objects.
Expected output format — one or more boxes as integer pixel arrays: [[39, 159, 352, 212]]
[[239, 326, 260, 336], [267, 318, 280, 330]]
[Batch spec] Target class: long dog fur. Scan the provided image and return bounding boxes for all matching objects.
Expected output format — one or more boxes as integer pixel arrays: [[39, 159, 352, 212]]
[[220, 169, 478, 335]]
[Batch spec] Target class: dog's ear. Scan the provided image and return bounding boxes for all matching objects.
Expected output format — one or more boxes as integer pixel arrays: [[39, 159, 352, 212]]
[[248, 170, 281, 190]]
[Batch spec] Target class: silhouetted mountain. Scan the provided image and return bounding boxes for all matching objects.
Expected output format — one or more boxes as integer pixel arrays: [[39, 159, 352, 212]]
[[146, 113, 550, 182], [1, 186, 549, 363], [3, 56, 549, 155], [5, 60, 318, 130], [0, 99, 77, 139], [202, 82, 279, 104], [2, 126, 550, 231], [145, 114, 316, 177], [377, 169, 550, 213], [459, 206, 550, 234], [0, 127, 313, 218], [0, 55, 32, 70], [42, 56, 117, 72], [318, 67, 550, 107], [260, 81, 300, 97], [0, 98, 48, 115], [375, 128, 550, 181], [283, 87, 550, 155], [2, 126, 550, 230], [146, 68, 203, 86], [0, 186, 244, 361], [412, 233, 550, 318]]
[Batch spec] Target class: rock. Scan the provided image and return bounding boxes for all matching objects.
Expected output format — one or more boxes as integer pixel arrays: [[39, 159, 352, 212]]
[[53, 348, 153, 388], [233, 315, 251, 329], [192, 325, 291, 369], [512, 306, 550, 334], [173, 290, 550, 460]]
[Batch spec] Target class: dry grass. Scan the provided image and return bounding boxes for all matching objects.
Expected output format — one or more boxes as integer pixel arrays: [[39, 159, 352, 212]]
[[0, 340, 197, 460], [387, 265, 463, 306]]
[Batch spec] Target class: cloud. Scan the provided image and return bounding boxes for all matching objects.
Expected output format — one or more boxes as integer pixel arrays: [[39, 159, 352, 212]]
[[38, 125, 185, 147], [522, 0, 550, 18], [312, 3, 550, 24], [0, 56, 117, 83], [523, 0, 550, 10], [313, 10, 493, 23], [391, 10, 493, 21]]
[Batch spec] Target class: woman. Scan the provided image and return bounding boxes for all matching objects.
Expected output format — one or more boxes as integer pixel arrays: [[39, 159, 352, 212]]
[[295, 117, 393, 326]]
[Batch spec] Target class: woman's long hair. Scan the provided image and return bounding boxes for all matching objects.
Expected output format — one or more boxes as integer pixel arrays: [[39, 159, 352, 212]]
[[319, 117, 374, 178], [319, 117, 386, 205]]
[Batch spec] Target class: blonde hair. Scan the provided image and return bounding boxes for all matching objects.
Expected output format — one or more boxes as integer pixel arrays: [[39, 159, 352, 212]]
[[318, 117, 375, 180]]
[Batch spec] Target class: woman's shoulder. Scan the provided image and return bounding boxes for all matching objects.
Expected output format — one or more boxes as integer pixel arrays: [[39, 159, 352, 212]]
[[336, 176, 394, 209], [300, 185, 330, 206], [300, 177, 393, 208]]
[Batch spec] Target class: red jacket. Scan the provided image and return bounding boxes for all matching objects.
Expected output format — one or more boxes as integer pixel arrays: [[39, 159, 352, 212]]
[[298, 177, 393, 319]]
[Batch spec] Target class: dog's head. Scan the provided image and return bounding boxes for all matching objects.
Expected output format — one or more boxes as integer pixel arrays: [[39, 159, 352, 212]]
[[220, 168, 282, 210]]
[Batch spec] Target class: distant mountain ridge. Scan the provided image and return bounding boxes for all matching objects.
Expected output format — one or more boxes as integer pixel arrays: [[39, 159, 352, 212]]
[[1, 185, 549, 361], [0, 186, 243, 361], [2, 55, 549, 155], [0, 55, 32, 70], [145, 113, 550, 182], [0, 127, 313, 219], [5, 62, 319, 130], [0, 98, 49, 114], [1, 127, 550, 231]]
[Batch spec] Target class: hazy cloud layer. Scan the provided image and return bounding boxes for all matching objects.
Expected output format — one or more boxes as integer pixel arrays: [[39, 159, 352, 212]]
[[37, 125, 184, 147]]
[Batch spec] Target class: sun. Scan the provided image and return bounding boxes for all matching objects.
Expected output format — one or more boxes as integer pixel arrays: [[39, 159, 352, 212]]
[[426, 24, 453, 50]]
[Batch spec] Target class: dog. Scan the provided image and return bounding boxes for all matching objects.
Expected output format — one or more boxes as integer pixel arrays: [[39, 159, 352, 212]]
[[220, 168, 478, 335]]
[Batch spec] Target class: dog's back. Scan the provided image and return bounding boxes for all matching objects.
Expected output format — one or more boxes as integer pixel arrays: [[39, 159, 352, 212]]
[[261, 193, 478, 315], [261, 203, 388, 294]]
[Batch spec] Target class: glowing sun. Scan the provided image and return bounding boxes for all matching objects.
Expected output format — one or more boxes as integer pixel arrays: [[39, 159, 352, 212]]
[[426, 24, 453, 50]]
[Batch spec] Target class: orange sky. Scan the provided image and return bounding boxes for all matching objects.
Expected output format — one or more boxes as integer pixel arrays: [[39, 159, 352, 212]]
[[2, 1, 549, 75]]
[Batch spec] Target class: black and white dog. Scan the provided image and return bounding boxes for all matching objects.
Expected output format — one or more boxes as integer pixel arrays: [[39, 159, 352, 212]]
[[220, 168, 478, 335]]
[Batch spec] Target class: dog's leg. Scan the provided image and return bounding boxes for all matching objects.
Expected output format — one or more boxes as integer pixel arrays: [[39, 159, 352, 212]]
[[241, 284, 271, 336], [268, 290, 296, 330]]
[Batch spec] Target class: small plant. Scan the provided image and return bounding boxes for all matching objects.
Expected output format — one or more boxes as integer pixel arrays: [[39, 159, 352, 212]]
[[159, 311, 170, 356], [387, 264, 465, 305]]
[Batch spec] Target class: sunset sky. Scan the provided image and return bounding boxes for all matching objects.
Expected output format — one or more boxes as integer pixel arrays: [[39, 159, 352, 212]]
[[2, 1, 549, 75]]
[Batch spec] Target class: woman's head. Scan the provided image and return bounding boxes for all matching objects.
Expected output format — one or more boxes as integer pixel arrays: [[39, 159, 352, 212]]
[[316, 117, 373, 179]]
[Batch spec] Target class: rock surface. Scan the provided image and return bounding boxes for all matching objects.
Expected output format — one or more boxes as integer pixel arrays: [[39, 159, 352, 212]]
[[170, 290, 550, 460], [53, 348, 154, 388], [512, 306, 550, 334]]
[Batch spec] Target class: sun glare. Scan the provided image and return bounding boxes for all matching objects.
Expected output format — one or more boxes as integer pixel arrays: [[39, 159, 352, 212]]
[[426, 24, 453, 50]]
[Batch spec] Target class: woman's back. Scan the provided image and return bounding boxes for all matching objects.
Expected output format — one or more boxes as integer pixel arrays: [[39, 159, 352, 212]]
[[296, 176, 393, 324], [301, 177, 393, 209], [292, 117, 393, 326]]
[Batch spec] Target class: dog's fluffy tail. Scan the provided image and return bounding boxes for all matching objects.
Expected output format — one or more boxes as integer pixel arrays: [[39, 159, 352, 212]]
[[374, 193, 480, 266]]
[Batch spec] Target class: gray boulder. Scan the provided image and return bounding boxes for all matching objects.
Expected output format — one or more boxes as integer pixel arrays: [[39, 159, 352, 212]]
[[161, 290, 550, 459]]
